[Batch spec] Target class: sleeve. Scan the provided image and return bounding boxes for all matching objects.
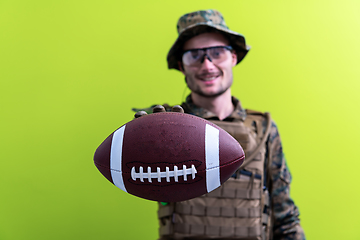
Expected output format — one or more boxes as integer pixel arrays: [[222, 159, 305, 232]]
[[268, 121, 306, 240]]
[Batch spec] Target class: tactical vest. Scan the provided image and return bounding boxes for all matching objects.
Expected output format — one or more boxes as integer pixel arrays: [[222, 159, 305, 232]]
[[157, 110, 273, 240]]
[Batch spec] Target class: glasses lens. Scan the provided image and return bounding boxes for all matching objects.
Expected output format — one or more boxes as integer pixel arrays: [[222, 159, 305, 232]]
[[182, 49, 205, 66], [182, 46, 232, 66], [208, 47, 228, 61]]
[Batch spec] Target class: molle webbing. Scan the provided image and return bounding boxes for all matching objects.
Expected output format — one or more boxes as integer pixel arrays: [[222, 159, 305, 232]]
[[158, 111, 272, 240], [158, 204, 261, 218], [161, 222, 262, 239], [206, 188, 261, 200]]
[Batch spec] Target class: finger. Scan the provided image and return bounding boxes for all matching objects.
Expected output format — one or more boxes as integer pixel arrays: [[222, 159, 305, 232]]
[[134, 111, 148, 118], [153, 105, 166, 113], [172, 105, 184, 113]]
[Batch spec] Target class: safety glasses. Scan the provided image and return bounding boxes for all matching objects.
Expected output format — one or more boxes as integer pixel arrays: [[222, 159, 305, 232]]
[[181, 46, 233, 66]]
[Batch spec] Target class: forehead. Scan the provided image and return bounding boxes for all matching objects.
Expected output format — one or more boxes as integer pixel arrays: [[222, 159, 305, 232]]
[[183, 32, 230, 50]]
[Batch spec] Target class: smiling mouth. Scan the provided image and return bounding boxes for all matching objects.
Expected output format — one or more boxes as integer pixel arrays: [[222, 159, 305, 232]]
[[197, 73, 221, 81]]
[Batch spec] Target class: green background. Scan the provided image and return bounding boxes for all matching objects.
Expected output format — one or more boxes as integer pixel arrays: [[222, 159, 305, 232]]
[[1, 0, 360, 239]]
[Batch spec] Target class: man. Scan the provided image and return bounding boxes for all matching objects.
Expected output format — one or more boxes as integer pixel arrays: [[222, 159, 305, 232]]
[[135, 9, 305, 240]]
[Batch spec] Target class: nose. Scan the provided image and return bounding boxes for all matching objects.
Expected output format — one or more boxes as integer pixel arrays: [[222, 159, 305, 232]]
[[199, 55, 215, 71], [200, 54, 212, 64]]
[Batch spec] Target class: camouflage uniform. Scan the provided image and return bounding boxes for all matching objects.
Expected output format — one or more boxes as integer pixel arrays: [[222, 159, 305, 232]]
[[182, 95, 305, 240], [141, 8, 305, 240], [136, 95, 305, 240]]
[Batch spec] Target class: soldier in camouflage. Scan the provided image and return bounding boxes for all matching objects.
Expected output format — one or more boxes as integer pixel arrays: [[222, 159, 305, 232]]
[[135, 9, 305, 240]]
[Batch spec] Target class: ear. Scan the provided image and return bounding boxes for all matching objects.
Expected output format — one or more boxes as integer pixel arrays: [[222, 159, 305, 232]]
[[231, 51, 237, 67]]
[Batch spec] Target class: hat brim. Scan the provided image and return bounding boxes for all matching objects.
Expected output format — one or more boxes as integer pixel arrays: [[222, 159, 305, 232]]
[[167, 24, 250, 70]]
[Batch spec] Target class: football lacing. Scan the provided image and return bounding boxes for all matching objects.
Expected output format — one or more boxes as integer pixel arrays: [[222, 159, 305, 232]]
[[131, 165, 197, 182]]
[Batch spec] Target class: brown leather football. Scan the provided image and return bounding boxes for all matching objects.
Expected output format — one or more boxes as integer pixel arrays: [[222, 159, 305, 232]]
[[94, 112, 245, 202]]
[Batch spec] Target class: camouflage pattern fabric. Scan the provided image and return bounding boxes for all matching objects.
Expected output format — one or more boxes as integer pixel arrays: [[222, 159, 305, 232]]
[[183, 95, 305, 240], [133, 95, 306, 240], [167, 9, 250, 70]]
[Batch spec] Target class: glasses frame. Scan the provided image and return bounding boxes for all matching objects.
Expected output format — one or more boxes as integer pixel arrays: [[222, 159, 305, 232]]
[[181, 46, 233, 66]]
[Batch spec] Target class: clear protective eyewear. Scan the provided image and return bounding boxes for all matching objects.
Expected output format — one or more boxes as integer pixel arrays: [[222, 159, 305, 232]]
[[181, 46, 233, 66]]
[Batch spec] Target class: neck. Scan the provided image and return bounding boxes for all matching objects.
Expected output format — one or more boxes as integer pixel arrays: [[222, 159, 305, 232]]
[[191, 89, 234, 120]]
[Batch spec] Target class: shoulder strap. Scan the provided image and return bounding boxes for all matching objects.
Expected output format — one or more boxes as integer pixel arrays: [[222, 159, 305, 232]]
[[240, 111, 272, 169]]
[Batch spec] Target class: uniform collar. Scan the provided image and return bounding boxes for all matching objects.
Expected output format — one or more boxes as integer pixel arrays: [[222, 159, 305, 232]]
[[182, 95, 247, 121]]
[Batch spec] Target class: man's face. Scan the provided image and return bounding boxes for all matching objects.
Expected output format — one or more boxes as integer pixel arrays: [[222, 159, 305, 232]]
[[180, 32, 237, 98]]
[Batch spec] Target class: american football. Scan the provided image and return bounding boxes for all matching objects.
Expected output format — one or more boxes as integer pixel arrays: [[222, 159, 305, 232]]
[[94, 112, 245, 202]]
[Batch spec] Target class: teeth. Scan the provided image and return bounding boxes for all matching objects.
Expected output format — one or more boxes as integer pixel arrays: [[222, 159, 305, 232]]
[[200, 76, 218, 81]]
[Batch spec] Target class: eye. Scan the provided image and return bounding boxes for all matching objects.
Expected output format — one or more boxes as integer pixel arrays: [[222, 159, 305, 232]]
[[209, 47, 226, 59], [189, 50, 201, 60]]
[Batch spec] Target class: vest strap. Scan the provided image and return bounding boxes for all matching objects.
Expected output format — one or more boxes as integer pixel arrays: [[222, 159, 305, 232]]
[[164, 223, 262, 238], [240, 112, 271, 168], [158, 204, 261, 218], [206, 188, 262, 199], [262, 213, 269, 225], [158, 204, 174, 218]]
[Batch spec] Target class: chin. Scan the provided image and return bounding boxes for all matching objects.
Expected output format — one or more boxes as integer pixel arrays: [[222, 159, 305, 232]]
[[194, 88, 228, 98]]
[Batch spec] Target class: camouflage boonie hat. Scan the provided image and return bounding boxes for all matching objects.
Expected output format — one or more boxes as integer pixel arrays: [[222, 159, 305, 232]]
[[167, 9, 250, 70]]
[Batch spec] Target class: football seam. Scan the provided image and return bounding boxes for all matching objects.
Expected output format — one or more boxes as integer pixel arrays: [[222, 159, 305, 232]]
[[214, 155, 245, 170], [202, 155, 245, 174], [125, 159, 202, 166], [126, 156, 244, 187], [94, 155, 244, 173]]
